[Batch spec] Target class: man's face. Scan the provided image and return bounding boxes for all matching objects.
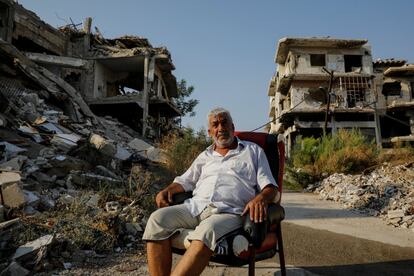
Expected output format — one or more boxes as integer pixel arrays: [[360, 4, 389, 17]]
[[208, 113, 235, 148]]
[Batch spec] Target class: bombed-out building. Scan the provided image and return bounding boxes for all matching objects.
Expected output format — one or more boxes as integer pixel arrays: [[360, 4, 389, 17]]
[[268, 37, 380, 155], [0, 0, 180, 139]]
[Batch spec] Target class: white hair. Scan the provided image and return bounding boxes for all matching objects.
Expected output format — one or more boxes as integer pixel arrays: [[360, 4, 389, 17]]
[[207, 107, 233, 126]]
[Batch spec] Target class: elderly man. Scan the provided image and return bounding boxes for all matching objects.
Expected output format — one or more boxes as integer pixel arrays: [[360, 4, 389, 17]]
[[143, 107, 278, 276]]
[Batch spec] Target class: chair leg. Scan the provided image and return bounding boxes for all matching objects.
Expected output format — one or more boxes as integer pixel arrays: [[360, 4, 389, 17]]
[[248, 244, 255, 276], [276, 223, 286, 276]]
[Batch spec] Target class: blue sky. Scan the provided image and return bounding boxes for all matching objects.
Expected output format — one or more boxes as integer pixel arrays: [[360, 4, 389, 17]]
[[19, 0, 414, 131]]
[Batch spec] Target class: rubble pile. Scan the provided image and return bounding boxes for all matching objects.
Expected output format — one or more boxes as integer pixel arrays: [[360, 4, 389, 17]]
[[309, 163, 414, 229], [0, 36, 169, 273]]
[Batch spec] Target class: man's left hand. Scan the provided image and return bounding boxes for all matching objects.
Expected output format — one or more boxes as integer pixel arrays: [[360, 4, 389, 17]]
[[242, 195, 267, 223]]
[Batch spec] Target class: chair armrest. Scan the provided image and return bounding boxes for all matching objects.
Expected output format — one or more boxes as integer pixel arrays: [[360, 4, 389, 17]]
[[171, 192, 193, 205], [243, 203, 285, 248]]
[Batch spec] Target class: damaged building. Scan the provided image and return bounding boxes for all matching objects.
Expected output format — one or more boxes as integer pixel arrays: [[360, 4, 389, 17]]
[[374, 59, 414, 144], [268, 37, 414, 155], [1, 0, 180, 139]]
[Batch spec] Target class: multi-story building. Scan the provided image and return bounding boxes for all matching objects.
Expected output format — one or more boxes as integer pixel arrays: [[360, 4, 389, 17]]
[[268, 37, 379, 156]]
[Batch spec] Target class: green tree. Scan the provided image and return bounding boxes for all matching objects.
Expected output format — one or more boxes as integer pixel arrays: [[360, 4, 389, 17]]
[[174, 79, 199, 117]]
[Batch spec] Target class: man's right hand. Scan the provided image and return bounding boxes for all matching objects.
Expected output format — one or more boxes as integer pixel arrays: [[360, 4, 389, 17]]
[[155, 189, 173, 208]]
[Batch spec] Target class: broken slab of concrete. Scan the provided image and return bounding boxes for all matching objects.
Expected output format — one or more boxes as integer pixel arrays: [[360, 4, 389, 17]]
[[0, 156, 28, 171], [1, 182, 26, 208], [0, 261, 29, 276], [89, 134, 116, 157], [50, 133, 81, 152], [12, 234, 54, 262], [0, 172, 21, 186], [128, 138, 164, 162]]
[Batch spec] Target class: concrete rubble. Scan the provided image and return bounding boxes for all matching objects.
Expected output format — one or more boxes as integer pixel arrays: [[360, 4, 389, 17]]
[[308, 163, 414, 230], [0, 1, 180, 273]]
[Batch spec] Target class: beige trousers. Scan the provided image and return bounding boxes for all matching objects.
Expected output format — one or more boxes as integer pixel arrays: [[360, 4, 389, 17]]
[[143, 204, 242, 251]]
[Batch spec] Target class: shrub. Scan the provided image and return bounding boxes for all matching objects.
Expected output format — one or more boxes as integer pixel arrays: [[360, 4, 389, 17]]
[[159, 127, 211, 175], [289, 129, 378, 185]]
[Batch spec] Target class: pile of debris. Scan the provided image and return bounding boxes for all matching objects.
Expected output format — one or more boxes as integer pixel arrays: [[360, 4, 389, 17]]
[[308, 163, 414, 230], [0, 36, 170, 275]]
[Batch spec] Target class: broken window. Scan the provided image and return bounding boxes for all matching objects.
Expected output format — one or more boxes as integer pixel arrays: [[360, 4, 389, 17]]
[[344, 55, 362, 72], [310, 54, 326, 67], [339, 76, 370, 107], [382, 81, 401, 97]]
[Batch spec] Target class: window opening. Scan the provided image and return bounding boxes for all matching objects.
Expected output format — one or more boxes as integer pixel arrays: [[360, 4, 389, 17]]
[[382, 81, 401, 97], [310, 54, 326, 67], [339, 76, 370, 107], [344, 55, 362, 72]]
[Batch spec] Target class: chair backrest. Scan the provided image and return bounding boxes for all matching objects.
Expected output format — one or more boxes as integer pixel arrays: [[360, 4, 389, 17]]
[[234, 132, 284, 195]]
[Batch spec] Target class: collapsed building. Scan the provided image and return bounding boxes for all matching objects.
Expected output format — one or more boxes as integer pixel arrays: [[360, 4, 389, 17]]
[[1, 0, 180, 139], [0, 1, 181, 272], [268, 37, 414, 155]]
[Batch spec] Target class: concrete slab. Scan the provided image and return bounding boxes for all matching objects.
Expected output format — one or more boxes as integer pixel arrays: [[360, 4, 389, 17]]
[[282, 192, 414, 248]]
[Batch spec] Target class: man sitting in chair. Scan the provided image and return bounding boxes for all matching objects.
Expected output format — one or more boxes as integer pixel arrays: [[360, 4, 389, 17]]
[[143, 107, 279, 276]]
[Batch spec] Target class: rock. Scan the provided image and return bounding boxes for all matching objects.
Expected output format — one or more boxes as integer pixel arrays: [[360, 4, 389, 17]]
[[387, 209, 405, 219], [125, 222, 143, 236], [0, 261, 29, 276], [0, 172, 21, 186], [86, 194, 100, 208], [0, 142, 26, 160], [1, 183, 26, 208], [105, 201, 121, 214], [95, 165, 121, 180], [51, 133, 81, 152], [40, 195, 55, 209], [23, 190, 40, 206], [12, 234, 54, 261], [89, 134, 116, 157], [0, 156, 27, 171]]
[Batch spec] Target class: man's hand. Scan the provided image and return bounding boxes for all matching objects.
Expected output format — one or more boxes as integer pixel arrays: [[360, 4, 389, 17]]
[[155, 189, 173, 208], [155, 182, 186, 208], [242, 195, 268, 223], [241, 185, 278, 223]]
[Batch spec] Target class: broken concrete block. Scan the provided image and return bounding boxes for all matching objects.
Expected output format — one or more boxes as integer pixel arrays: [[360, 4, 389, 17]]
[[0, 172, 21, 186], [115, 145, 131, 161], [127, 138, 152, 152], [387, 209, 405, 219], [69, 171, 122, 188], [1, 183, 26, 208], [95, 165, 121, 180], [18, 125, 43, 143], [23, 190, 40, 206], [0, 261, 29, 276], [86, 194, 100, 208], [0, 156, 27, 171], [105, 201, 121, 214], [125, 222, 143, 236], [12, 234, 54, 261], [51, 133, 81, 152], [40, 195, 55, 209], [0, 142, 26, 160], [89, 134, 116, 157]]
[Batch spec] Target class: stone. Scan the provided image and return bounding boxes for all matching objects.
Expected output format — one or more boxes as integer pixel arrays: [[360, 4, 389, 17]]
[[0, 171, 21, 186], [1, 183, 26, 208], [0, 156, 27, 171], [23, 190, 40, 206], [12, 234, 54, 261], [0, 261, 29, 276], [51, 133, 81, 152], [387, 209, 405, 219], [105, 201, 121, 214], [89, 134, 116, 157], [125, 223, 143, 236]]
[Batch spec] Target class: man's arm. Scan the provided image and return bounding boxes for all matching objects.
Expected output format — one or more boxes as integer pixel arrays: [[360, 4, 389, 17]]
[[155, 182, 185, 208], [241, 184, 279, 223]]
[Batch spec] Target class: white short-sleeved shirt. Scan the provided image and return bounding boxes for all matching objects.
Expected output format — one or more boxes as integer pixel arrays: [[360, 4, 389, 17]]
[[173, 138, 277, 216]]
